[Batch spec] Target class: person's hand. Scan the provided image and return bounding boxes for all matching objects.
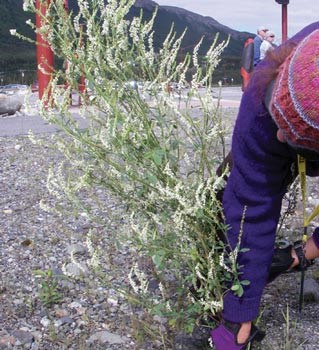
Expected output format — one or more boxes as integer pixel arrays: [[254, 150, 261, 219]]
[[237, 321, 252, 344]]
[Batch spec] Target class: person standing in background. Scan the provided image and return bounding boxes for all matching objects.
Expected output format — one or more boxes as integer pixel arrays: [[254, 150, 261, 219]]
[[253, 26, 268, 66], [260, 31, 276, 60]]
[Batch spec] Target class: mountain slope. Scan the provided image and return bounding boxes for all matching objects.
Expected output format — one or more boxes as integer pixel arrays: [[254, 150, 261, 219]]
[[132, 0, 252, 56], [0, 0, 253, 82]]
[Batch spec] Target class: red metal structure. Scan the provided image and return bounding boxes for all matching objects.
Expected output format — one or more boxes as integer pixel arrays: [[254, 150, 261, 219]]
[[281, 3, 288, 42], [36, 0, 54, 101], [275, 0, 289, 42], [240, 37, 254, 91], [36, 0, 86, 106], [78, 24, 86, 98], [36, 0, 69, 101]]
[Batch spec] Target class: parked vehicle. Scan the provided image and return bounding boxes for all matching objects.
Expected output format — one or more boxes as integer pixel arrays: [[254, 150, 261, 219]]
[[0, 84, 29, 95]]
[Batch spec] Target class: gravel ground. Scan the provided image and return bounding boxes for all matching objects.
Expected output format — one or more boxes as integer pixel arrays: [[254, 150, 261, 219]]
[[0, 133, 138, 350], [1, 106, 319, 350]]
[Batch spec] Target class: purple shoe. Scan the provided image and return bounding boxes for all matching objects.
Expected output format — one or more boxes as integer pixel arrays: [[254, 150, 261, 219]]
[[211, 324, 246, 350], [211, 321, 265, 350]]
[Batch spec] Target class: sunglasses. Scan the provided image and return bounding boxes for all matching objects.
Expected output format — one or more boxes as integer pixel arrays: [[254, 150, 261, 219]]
[[269, 35, 275, 38]]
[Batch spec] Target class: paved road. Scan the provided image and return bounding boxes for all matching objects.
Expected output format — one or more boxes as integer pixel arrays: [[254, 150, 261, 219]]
[[0, 107, 84, 137], [0, 87, 242, 137], [216, 86, 243, 107]]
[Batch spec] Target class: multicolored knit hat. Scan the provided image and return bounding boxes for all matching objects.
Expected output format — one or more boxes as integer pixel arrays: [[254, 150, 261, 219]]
[[270, 29, 319, 153]]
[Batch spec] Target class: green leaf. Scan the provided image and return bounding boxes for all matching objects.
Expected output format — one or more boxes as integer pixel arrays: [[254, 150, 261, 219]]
[[236, 285, 244, 297], [196, 208, 205, 218], [153, 149, 165, 165], [146, 148, 165, 166], [33, 269, 46, 277], [231, 283, 244, 297], [147, 174, 157, 184], [240, 280, 250, 286], [231, 284, 240, 291], [152, 250, 165, 269], [240, 248, 250, 253], [168, 319, 176, 327]]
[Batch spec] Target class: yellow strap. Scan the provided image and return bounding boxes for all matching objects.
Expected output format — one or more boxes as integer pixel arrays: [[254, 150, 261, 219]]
[[297, 155, 307, 225], [297, 155, 309, 242], [305, 206, 319, 227], [297, 155, 319, 242]]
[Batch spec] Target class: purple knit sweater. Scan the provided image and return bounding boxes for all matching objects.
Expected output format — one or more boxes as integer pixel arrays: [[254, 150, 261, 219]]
[[222, 22, 319, 323]]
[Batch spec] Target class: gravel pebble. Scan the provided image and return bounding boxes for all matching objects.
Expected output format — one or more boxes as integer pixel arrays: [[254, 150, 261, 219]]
[[2, 109, 319, 349]]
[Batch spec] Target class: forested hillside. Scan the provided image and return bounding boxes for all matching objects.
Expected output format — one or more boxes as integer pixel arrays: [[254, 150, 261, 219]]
[[0, 0, 36, 72], [0, 0, 252, 84]]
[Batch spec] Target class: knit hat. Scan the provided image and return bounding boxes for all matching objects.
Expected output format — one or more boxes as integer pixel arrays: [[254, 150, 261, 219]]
[[270, 29, 319, 153]]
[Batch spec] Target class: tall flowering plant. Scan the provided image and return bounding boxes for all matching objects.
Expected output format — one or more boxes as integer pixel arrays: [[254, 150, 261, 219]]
[[25, 0, 245, 343]]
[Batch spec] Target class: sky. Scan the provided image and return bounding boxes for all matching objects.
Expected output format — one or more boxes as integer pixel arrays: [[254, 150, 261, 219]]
[[155, 0, 319, 43]]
